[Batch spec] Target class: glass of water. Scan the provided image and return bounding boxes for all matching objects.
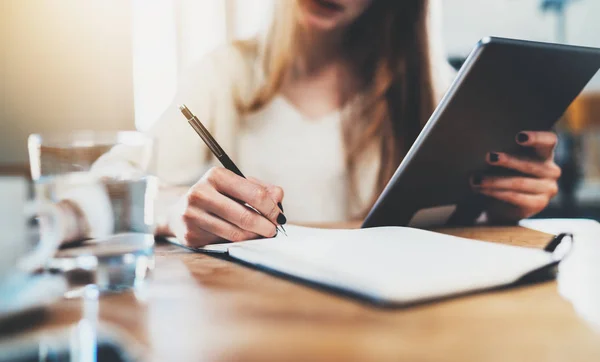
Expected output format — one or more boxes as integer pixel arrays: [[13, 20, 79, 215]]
[[28, 131, 158, 293]]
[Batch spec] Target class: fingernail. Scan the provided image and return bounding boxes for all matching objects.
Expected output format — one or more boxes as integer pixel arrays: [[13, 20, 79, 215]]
[[489, 152, 499, 163], [517, 132, 529, 144], [277, 213, 287, 225], [472, 175, 482, 186], [277, 202, 284, 213]]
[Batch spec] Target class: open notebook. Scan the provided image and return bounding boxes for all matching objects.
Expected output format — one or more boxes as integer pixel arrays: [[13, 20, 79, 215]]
[[168, 225, 571, 306]]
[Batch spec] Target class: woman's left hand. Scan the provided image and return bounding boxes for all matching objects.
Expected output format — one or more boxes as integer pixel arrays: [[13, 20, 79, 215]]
[[472, 131, 562, 223]]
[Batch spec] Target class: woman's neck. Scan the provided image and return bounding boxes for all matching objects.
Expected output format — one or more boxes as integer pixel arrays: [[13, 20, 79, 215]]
[[280, 27, 359, 120], [295, 28, 346, 75]]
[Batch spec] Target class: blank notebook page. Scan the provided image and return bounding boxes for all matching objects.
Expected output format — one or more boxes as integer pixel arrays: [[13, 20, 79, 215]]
[[209, 225, 555, 304]]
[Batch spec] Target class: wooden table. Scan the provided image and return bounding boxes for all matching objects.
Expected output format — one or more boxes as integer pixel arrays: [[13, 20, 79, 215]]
[[11, 226, 600, 361]]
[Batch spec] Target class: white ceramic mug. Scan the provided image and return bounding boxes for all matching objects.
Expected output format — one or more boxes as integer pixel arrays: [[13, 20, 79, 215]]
[[0, 177, 64, 282]]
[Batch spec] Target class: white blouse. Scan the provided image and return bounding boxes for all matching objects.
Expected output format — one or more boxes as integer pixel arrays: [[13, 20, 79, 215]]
[[239, 96, 349, 223]]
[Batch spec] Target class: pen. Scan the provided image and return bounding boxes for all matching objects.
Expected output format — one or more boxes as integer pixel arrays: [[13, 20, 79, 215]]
[[178, 104, 287, 236]]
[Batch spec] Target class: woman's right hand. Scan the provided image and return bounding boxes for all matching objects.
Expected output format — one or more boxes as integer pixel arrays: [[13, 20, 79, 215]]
[[167, 167, 285, 247]]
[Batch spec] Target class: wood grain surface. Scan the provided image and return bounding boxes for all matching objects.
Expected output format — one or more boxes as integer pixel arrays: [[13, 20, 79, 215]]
[[8, 226, 600, 362]]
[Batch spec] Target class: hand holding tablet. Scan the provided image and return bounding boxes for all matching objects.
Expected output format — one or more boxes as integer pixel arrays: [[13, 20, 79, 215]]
[[472, 130, 561, 222], [363, 37, 600, 228]]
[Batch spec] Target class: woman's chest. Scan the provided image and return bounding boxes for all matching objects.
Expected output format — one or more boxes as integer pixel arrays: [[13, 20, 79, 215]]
[[237, 98, 346, 181], [236, 98, 348, 222]]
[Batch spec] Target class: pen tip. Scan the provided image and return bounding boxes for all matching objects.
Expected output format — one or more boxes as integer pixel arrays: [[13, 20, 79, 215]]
[[178, 104, 186, 111]]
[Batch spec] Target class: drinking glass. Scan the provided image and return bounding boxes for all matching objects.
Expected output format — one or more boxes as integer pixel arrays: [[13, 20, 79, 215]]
[[28, 131, 158, 292]]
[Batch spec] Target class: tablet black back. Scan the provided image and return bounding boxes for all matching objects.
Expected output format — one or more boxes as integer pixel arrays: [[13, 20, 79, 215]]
[[362, 37, 600, 228]]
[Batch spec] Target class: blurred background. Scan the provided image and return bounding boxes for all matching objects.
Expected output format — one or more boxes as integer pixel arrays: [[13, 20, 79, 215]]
[[1, 0, 599, 220]]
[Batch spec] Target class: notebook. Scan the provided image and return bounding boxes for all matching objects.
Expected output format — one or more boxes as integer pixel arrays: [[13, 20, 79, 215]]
[[169, 225, 571, 305]]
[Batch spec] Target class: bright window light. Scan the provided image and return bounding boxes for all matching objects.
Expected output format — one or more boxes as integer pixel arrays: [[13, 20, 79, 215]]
[[132, 0, 178, 132], [131, 0, 273, 131]]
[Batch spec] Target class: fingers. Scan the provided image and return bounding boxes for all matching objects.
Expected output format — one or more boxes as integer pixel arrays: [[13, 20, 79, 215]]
[[181, 206, 259, 245], [478, 189, 550, 216], [173, 167, 286, 246], [471, 175, 559, 196], [486, 152, 561, 180], [515, 131, 557, 160], [475, 131, 561, 222], [203, 167, 285, 226], [186, 186, 277, 238]]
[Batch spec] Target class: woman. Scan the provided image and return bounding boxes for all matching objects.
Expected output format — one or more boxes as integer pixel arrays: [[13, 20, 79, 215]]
[[114, 0, 560, 247]]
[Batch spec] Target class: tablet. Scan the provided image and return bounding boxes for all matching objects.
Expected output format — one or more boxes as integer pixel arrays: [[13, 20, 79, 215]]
[[362, 37, 600, 229]]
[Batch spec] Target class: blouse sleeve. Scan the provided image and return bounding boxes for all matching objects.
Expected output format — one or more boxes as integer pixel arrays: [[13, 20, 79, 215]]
[[145, 56, 219, 186]]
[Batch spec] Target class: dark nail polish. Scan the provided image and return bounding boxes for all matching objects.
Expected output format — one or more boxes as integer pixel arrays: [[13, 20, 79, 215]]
[[489, 152, 499, 163], [472, 175, 482, 186], [277, 213, 287, 225], [277, 202, 284, 213], [517, 132, 529, 143]]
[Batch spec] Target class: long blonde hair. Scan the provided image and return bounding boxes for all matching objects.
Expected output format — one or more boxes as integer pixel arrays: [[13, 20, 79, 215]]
[[236, 0, 435, 216]]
